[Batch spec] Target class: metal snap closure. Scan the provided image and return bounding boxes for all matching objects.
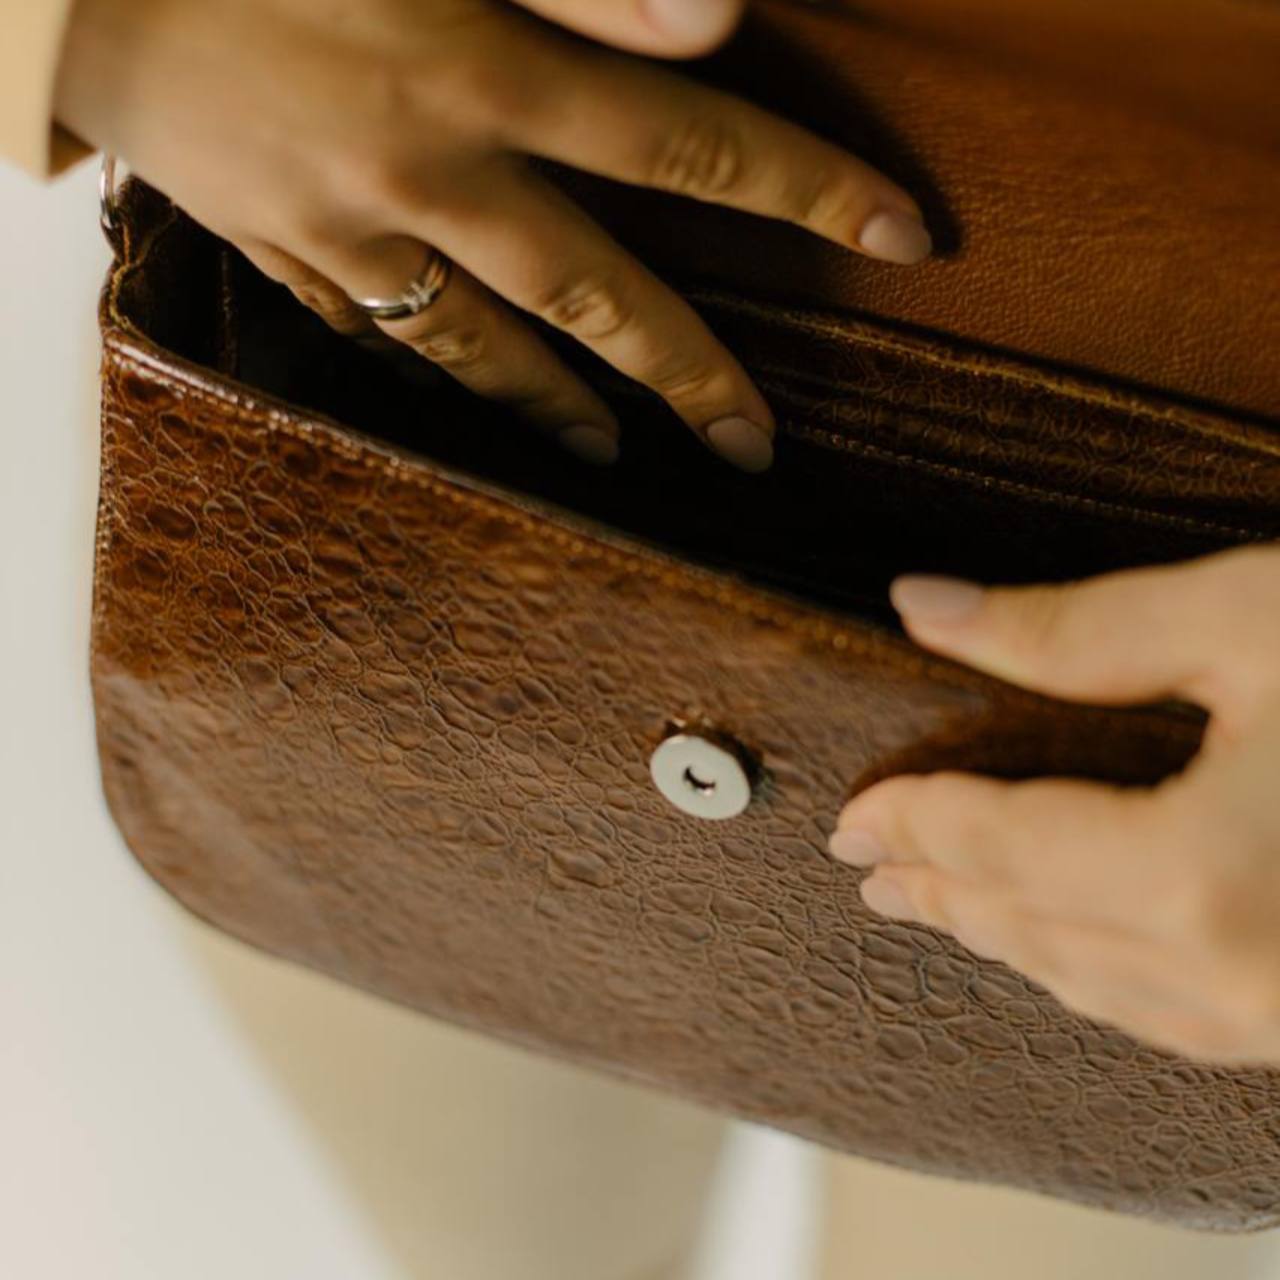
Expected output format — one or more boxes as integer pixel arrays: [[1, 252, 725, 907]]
[[649, 732, 754, 821]]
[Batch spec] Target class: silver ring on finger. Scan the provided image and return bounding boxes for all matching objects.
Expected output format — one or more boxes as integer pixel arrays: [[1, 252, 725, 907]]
[[355, 246, 454, 321]]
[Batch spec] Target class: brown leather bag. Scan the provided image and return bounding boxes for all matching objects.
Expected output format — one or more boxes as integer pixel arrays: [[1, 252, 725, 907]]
[[93, 0, 1280, 1229]]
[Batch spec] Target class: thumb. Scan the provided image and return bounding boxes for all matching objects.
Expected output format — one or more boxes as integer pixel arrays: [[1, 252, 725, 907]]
[[888, 546, 1280, 717], [514, 0, 745, 57]]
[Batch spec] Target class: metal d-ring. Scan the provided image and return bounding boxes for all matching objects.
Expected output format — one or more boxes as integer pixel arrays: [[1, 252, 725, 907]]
[[99, 154, 121, 241]]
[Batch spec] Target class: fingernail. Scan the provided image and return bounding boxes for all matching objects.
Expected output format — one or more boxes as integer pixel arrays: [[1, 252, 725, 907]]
[[706, 416, 775, 473], [891, 575, 985, 625], [558, 424, 620, 467], [644, 0, 738, 44], [861, 875, 921, 922], [858, 209, 933, 266], [828, 828, 890, 867]]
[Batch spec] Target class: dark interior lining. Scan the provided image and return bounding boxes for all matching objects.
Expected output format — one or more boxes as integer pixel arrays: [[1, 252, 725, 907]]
[[110, 192, 1270, 625]]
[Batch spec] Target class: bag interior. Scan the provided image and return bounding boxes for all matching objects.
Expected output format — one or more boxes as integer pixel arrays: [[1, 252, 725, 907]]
[[110, 191, 1280, 629]]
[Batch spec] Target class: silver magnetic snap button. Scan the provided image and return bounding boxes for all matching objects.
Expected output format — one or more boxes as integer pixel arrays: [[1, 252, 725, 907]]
[[649, 732, 753, 821]]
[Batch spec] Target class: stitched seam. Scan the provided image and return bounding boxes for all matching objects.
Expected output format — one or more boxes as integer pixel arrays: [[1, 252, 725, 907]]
[[782, 421, 1261, 541], [688, 288, 1280, 455], [524, 365, 1267, 536], [103, 200, 181, 336], [88, 358, 121, 685], [758, 360, 1280, 471]]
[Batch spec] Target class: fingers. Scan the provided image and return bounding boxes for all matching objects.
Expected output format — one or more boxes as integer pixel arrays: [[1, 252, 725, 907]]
[[830, 771, 1173, 930], [857, 865, 1254, 1060], [236, 0, 943, 473], [514, 0, 745, 57], [860, 865, 1161, 992], [832, 546, 1280, 1066], [424, 163, 777, 471], [235, 240, 384, 344], [888, 545, 1280, 722], [500, 40, 931, 266], [243, 235, 621, 467], [235, 239, 444, 386]]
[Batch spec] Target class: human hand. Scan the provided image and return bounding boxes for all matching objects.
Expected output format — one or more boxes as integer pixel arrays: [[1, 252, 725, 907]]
[[829, 544, 1280, 1065], [56, 0, 931, 469]]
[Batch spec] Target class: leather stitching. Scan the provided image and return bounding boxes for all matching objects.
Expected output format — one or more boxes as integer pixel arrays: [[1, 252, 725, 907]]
[[780, 419, 1264, 541], [686, 288, 1280, 451]]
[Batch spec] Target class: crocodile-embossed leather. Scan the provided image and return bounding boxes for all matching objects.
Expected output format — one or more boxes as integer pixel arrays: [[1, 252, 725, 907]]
[[92, 0, 1280, 1233]]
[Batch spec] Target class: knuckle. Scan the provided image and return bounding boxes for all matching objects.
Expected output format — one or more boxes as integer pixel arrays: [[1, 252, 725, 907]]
[[791, 165, 857, 229], [239, 243, 299, 287], [650, 115, 746, 198], [332, 148, 432, 224], [350, 58, 418, 132], [402, 321, 488, 371], [293, 286, 339, 318], [290, 163, 416, 243], [644, 357, 732, 404], [422, 41, 529, 132], [291, 285, 367, 337], [288, 211, 354, 260], [535, 273, 635, 342], [338, 70, 446, 192], [363, 160, 428, 218], [497, 383, 570, 418]]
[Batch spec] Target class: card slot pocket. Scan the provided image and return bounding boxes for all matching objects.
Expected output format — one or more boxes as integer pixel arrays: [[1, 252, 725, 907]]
[[742, 422, 1253, 607], [764, 380, 1266, 543], [515, 368, 1255, 613], [680, 285, 1280, 533]]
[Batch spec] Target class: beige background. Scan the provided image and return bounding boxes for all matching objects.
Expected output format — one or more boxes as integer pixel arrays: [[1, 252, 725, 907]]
[[5, 159, 1280, 1280]]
